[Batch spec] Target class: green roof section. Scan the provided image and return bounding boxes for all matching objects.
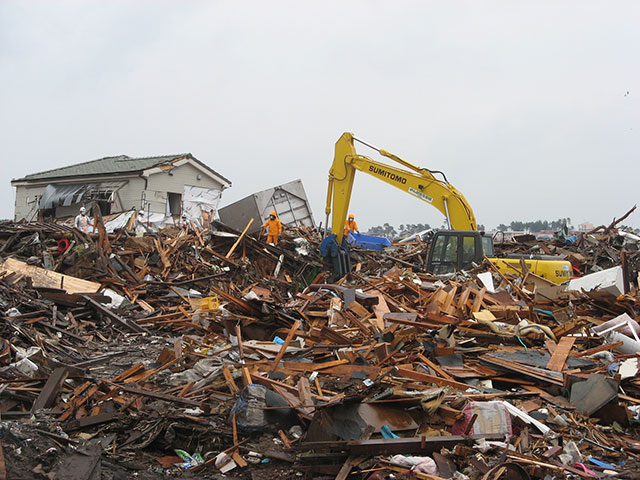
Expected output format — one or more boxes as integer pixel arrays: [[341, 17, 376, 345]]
[[13, 153, 231, 186]]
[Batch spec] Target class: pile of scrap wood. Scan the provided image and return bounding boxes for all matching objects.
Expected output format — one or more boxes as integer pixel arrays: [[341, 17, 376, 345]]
[[0, 216, 639, 479]]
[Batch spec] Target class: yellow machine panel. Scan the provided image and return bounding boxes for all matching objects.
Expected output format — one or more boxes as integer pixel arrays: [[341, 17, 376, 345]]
[[491, 258, 572, 284]]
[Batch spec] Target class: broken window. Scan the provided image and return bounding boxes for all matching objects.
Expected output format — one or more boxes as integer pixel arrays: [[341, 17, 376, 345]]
[[167, 192, 182, 216], [39, 182, 125, 216]]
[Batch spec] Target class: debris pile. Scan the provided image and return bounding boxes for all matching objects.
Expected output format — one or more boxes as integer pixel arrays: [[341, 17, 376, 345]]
[[1, 215, 639, 479]]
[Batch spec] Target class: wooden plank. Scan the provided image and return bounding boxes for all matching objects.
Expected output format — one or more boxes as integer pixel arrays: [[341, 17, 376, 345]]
[[335, 426, 374, 480], [441, 286, 458, 315], [111, 363, 145, 383], [1, 258, 101, 294], [222, 365, 239, 394], [347, 301, 370, 319], [65, 412, 119, 431], [32, 367, 68, 412], [250, 374, 300, 395], [270, 385, 313, 420], [572, 341, 623, 358], [116, 385, 203, 407], [242, 367, 252, 388], [546, 336, 576, 371], [321, 365, 382, 378], [0, 442, 6, 480], [456, 287, 471, 315], [235, 324, 244, 361], [369, 291, 389, 330], [208, 285, 260, 314], [153, 237, 171, 269], [482, 356, 564, 386], [226, 218, 254, 258], [298, 434, 503, 456], [83, 296, 146, 333], [471, 287, 487, 313], [545, 340, 557, 355], [270, 320, 301, 371], [297, 377, 315, 415], [416, 354, 454, 380], [278, 430, 292, 448], [395, 368, 472, 391], [283, 359, 349, 372]]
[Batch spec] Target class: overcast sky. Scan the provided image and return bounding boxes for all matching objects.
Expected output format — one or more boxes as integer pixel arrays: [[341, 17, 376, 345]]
[[1, 1, 638, 230]]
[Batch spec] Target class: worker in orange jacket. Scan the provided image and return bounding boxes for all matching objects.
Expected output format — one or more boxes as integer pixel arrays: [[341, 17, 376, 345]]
[[344, 213, 359, 238], [261, 210, 283, 245]]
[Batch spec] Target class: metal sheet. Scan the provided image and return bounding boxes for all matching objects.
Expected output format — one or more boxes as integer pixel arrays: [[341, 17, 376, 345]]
[[218, 179, 315, 233], [39, 181, 126, 209]]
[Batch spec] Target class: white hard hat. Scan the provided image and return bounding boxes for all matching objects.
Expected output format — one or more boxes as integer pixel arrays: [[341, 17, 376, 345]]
[[79, 207, 86, 214]]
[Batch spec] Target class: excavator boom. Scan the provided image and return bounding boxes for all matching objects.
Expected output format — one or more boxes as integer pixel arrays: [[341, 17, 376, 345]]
[[326, 132, 476, 244]]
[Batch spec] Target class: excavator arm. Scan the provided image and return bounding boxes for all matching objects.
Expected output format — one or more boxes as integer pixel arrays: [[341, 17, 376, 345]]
[[325, 132, 476, 244]]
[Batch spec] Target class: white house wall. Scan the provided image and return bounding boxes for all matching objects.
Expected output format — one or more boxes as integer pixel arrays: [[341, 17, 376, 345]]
[[144, 163, 224, 216], [13, 185, 46, 221], [117, 177, 146, 213]]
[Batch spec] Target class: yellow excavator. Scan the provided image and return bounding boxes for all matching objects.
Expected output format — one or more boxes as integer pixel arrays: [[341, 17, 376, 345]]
[[323, 132, 572, 284]]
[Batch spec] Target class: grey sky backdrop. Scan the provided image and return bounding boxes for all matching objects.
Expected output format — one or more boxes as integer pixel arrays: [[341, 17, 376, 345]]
[[1, 1, 638, 230]]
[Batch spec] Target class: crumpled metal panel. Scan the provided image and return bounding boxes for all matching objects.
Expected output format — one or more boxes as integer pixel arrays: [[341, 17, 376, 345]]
[[219, 179, 315, 233], [39, 181, 126, 209]]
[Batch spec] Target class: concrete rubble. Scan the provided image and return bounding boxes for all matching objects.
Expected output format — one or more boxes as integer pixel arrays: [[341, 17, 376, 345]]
[[0, 209, 639, 479]]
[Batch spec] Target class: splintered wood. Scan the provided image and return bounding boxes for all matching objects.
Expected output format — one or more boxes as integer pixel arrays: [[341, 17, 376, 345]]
[[1, 214, 640, 478]]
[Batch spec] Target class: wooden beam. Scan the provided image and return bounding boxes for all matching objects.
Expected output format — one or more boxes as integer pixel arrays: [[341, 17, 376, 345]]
[[32, 367, 68, 412], [395, 367, 472, 391], [83, 295, 147, 333], [1, 258, 100, 294], [572, 341, 623, 358], [270, 320, 301, 371], [226, 218, 254, 258], [116, 385, 203, 407], [300, 434, 503, 456], [546, 336, 576, 371]]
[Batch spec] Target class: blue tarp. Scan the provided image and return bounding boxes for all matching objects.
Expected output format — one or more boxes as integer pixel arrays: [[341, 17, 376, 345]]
[[347, 232, 392, 250]]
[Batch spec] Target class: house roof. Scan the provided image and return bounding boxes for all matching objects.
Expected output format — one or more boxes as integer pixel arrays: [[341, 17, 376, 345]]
[[12, 153, 232, 186]]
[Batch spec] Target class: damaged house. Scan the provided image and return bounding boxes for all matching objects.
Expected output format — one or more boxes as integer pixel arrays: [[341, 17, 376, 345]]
[[11, 153, 232, 223]]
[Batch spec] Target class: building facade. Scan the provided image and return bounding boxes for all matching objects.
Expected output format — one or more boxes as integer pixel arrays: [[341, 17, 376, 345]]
[[11, 154, 231, 222]]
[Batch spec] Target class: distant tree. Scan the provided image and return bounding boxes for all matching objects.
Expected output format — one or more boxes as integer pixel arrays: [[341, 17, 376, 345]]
[[498, 217, 574, 232], [368, 223, 430, 238], [382, 222, 397, 237]]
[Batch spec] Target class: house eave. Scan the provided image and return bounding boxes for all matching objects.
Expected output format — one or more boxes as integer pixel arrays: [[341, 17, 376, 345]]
[[141, 157, 232, 189], [11, 172, 142, 187]]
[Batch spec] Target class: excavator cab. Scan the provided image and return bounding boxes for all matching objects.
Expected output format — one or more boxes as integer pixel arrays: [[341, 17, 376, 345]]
[[426, 230, 493, 274]]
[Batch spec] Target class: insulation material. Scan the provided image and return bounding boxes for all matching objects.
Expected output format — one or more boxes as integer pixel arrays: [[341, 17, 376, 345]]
[[182, 185, 222, 222], [104, 211, 136, 233]]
